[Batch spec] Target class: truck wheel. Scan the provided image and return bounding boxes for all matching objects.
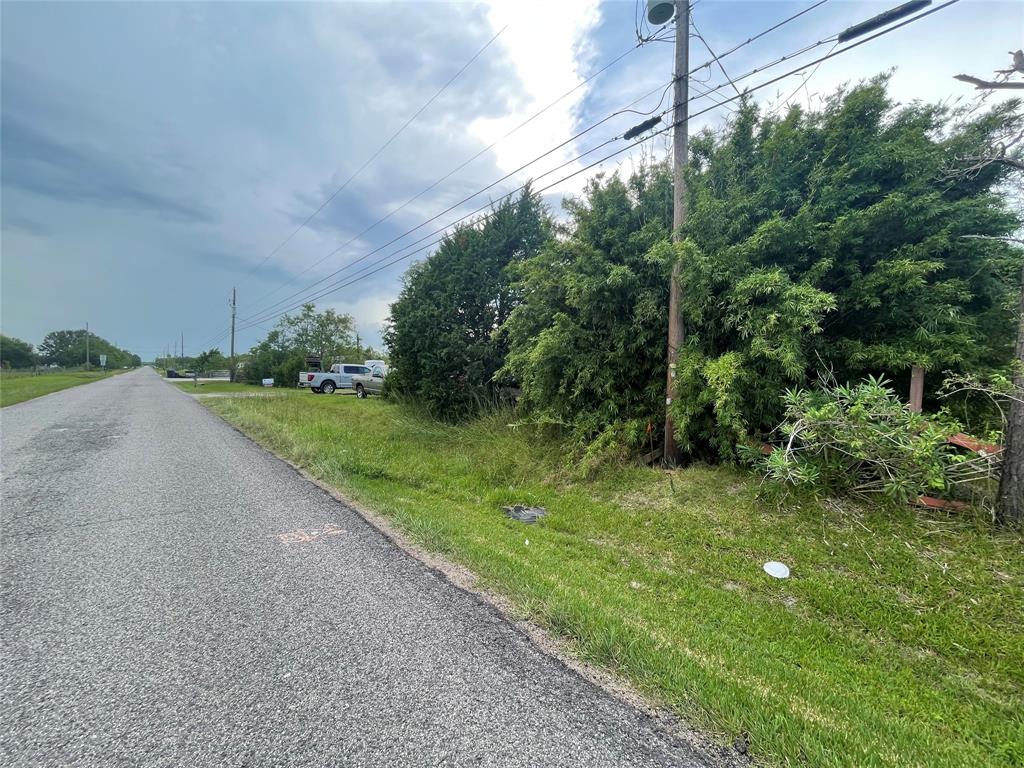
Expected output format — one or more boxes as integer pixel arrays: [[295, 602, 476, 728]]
[[320, 381, 336, 395], [356, 384, 366, 398]]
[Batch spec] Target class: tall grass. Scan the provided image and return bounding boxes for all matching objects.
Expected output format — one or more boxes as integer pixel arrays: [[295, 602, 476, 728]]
[[207, 391, 1024, 768]]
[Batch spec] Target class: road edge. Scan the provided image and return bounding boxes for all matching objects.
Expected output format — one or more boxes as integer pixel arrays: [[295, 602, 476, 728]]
[[195, 397, 749, 768]]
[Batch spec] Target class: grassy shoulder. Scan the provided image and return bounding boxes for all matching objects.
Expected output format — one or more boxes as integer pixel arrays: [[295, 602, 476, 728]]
[[0, 369, 120, 407], [172, 380, 265, 394], [205, 391, 1023, 768]]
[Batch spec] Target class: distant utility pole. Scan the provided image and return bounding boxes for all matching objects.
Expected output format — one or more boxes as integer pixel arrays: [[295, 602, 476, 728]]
[[655, 0, 689, 465], [85, 322, 90, 369], [229, 287, 237, 382], [181, 331, 185, 364]]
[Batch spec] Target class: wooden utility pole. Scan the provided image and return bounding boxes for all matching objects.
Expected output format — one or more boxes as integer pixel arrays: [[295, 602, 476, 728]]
[[909, 365, 925, 412], [663, 0, 689, 465], [85, 322, 90, 369], [229, 287, 237, 382], [998, 262, 1023, 523], [951, 53, 1024, 523]]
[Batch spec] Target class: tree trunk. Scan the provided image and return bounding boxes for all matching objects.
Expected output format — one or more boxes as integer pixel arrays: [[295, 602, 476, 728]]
[[997, 264, 1024, 524]]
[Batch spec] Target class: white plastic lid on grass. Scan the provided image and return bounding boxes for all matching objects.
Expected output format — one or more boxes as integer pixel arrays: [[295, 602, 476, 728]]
[[763, 561, 790, 579]]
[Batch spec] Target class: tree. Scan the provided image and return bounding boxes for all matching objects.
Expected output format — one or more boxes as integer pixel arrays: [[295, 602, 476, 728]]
[[37, 329, 138, 369], [667, 77, 1022, 459], [242, 304, 357, 386], [193, 348, 229, 372], [999, 261, 1024, 523], [281, 304, 357, 364], [0, 335, 36, 369], [386, 188, 550, 419], [950, 51, 1024, 523], [38, 330, 85, 367], [499, 163, 673, 448]]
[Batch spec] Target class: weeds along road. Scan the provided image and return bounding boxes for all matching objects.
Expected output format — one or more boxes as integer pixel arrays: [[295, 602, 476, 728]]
[[0, 368, 718, 768]]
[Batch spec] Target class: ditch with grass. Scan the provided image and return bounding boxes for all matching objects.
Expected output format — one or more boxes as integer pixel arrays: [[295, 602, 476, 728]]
[[205, 391, 1023, 768], [0, 368, 120, 407]]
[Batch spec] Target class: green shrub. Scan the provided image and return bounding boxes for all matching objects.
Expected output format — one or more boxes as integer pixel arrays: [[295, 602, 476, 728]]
[[499, 163, 674, 447], [386, 189, 550, 420], [749, 375, 966, 504], [669, 81, 1022, 459]]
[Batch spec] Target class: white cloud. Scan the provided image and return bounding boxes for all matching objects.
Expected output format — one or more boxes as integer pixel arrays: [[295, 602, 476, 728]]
[[325, 290, 394, 351], [470, 0, 602, 192], [5, 0, 1018, 356]]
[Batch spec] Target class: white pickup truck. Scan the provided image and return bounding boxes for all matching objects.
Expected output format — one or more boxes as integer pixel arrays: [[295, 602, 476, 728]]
[[298, 363, 371, 394]]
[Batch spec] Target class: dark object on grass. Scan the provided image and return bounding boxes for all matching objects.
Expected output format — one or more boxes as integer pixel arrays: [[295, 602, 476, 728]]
[[503, 505, 547, 524]]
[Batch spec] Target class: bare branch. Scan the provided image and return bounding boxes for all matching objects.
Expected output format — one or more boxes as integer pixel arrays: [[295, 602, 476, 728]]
[[960, 234, 1024, 246], [953, 74, 1024, 90], [957, 154, 1024, 172]]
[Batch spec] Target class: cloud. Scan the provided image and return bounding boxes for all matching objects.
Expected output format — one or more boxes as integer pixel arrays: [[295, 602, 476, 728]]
[[2, 0, 1017, 357], [325, 291, 395, 351], [1, 113, 213, 222], [470, 0, 602, 191], [0, 214, 48, 237]]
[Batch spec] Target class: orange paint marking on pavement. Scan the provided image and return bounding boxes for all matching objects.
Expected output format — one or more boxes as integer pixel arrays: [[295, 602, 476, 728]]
[[275, 523, 346, 545]]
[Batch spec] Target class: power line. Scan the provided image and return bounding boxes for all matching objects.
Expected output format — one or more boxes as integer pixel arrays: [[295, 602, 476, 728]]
[[779, 40, 840, 110], [231, 14, 840, 334], [232, 0, 962, 334], [198, 74, 673, 349], [238, 43, 658, 316], [236, 0, 834, 322], [235, 87, 677, 326], [690, 16, 741, 97], [235, 24, 507, 292], [237, 28, 849, 328], [209, 0, 937, 344], [237, 122, 682, 334], [700, 0, 830, 66]]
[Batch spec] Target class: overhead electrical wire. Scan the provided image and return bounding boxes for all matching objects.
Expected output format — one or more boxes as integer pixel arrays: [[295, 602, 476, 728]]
[[237, 41, 653, 315], [199, 0, 829, 347], [235, 86, 678, 326], [207, 0, 952, 347], [690, 17, 742, 97], [234, 26, 855, 328], [234, 0, 835, 324], [223, 1, 840, 343], [237, 75, 665, 322], [224, 78, 775, 337], [228, 0, 961, 335], [234, 24, 507, 293]]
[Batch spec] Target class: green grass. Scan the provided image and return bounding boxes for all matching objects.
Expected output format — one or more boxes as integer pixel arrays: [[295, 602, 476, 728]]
[[205, 391, 1024, 768], [0, 369, 119, 407], [172, 380, 265, 394]]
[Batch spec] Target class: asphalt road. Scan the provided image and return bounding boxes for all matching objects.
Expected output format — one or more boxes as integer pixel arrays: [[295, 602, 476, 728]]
[[1, 369, 719, 767]]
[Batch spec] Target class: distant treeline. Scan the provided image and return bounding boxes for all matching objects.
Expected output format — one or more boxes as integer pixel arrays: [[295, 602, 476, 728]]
[[1, 331, 141, 370]]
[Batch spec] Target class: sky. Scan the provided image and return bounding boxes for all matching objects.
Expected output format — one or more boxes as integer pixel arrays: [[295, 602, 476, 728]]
[[2, 0, 1019, 361]]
